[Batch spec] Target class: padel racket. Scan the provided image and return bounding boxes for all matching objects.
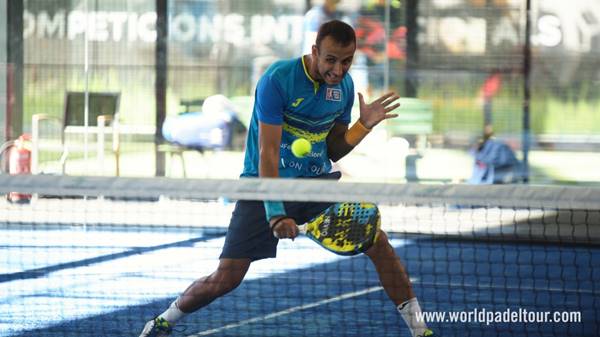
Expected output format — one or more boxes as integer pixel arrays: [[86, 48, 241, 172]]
[[298, 202, 381, 256]]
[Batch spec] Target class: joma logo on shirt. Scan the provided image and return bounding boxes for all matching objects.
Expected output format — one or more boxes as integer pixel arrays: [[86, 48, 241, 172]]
[[291, 98, 304, 107]]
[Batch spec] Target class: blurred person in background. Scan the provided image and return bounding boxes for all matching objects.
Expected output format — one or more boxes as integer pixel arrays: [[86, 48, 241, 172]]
[[302, 0, 343, 54], [355, 0, 405, 95]]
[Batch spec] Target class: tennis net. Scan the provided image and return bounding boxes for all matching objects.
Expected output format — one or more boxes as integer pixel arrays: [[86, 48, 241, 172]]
[[1, 174, 599, 337]]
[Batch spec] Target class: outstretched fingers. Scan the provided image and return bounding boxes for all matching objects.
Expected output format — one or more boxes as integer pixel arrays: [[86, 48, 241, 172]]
[[374, 92, 399, 105], [373, 91, 395, 103], [384, 102, 401, 113], [358, 92, 366, 106], [381, 93, 401, 107], [380, 93, 400, 117], [357, 91, 401, 126]]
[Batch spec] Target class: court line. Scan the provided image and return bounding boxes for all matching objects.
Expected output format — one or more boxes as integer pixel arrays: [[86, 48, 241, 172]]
[[416, 280, 600, 295], [258, 276, 598, 296], [187, 286, 384, 336], [0, 234, 224, 283]]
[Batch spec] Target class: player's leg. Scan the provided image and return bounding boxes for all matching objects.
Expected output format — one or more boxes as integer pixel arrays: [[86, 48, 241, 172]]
[[365, 230, 434, 337], [178, 258, 251, 312], [140, 258, 250, 337], [140, 200, 279, 337], [365, 230, 414, 303]]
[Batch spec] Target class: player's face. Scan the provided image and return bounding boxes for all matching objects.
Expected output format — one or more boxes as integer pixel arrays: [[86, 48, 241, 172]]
[[312, 36, 356, 85]]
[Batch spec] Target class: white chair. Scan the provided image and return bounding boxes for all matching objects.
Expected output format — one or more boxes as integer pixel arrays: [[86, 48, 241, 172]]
[[31, 92, 121, 175]]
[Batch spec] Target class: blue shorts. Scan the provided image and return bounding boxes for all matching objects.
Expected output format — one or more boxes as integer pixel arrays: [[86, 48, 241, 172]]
[[219, 172, 340, 261]]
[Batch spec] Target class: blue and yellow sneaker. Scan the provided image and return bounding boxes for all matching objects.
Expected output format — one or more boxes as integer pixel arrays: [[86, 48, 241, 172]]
[[139, 317, 173, 337], [418, 329, 436, 337]]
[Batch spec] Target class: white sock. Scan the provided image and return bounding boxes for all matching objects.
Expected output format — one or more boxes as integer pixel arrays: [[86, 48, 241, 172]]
[[158, 298, 187, 324], [397, 297, 429, 337]]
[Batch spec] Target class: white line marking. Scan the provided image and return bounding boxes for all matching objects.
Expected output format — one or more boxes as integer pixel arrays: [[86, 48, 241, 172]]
[[416, 280, 599, 295], [187, 286, 383, 336]]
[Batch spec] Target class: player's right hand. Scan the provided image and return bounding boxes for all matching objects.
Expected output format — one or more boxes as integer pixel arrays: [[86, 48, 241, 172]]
[[270, 217, 299, 240]]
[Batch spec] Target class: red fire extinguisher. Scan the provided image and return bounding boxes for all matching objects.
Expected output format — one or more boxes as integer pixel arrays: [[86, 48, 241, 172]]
[[5, 134, 32, 203]]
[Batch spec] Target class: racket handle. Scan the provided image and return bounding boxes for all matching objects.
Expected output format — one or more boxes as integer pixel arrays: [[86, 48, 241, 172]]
[[297, 224, 307, 235]]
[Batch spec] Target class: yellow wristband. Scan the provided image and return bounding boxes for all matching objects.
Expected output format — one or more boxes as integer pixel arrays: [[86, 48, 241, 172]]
[[344, 120, 371, 146]]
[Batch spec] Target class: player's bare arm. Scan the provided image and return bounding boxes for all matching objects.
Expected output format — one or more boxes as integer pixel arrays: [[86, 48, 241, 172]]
[[258, 122, 282, 179], [258, 121, 299, 239], [326, 123, 351, 162], [327, 91, 401, 162]]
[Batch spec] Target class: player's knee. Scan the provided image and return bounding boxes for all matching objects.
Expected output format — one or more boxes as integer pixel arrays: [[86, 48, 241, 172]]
[[223, 278, 243, 294], [211, 269, 246, 295], [375, 229, 390, 247], [211, 269, 245, 295], [366, 229, 392, 256]]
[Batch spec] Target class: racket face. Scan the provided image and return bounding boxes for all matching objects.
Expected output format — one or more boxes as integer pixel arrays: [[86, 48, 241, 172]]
[[305, 202, 380, 256]]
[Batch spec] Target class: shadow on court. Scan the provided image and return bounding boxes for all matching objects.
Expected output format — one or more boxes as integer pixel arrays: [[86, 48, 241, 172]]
[[8, 237, 599, 337]]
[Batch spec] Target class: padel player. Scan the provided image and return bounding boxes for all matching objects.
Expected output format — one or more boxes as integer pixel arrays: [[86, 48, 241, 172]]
[[140, 20, 435, 337]]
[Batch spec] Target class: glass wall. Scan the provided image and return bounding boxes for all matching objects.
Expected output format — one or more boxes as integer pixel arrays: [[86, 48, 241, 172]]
[[0, 0, 6, 143], [3, 0, 599, 183]]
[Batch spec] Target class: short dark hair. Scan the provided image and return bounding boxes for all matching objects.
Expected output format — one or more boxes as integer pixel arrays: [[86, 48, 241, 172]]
[[315, 20, 356, 49]]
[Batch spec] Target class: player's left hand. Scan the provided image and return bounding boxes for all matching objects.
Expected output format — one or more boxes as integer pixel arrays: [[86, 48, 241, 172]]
[[357, 92, 400, 129]]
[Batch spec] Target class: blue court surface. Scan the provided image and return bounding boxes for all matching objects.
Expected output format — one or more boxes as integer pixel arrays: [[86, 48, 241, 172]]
[[1, 224, 598, 337]]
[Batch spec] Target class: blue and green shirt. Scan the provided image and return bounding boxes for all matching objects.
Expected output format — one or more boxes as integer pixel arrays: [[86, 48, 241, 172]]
[[241, 57, 354, 178]]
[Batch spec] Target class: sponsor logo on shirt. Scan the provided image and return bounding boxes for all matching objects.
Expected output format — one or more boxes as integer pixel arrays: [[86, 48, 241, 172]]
[[291, 98, 304, 107], [325, 88, 342, 101]]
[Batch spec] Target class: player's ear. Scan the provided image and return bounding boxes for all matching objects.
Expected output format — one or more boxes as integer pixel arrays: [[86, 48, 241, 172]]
[[311, 44, 318, 57]]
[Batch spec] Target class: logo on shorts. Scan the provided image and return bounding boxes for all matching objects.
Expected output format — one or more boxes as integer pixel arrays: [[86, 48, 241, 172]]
[[325, 88, 342, 101]]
